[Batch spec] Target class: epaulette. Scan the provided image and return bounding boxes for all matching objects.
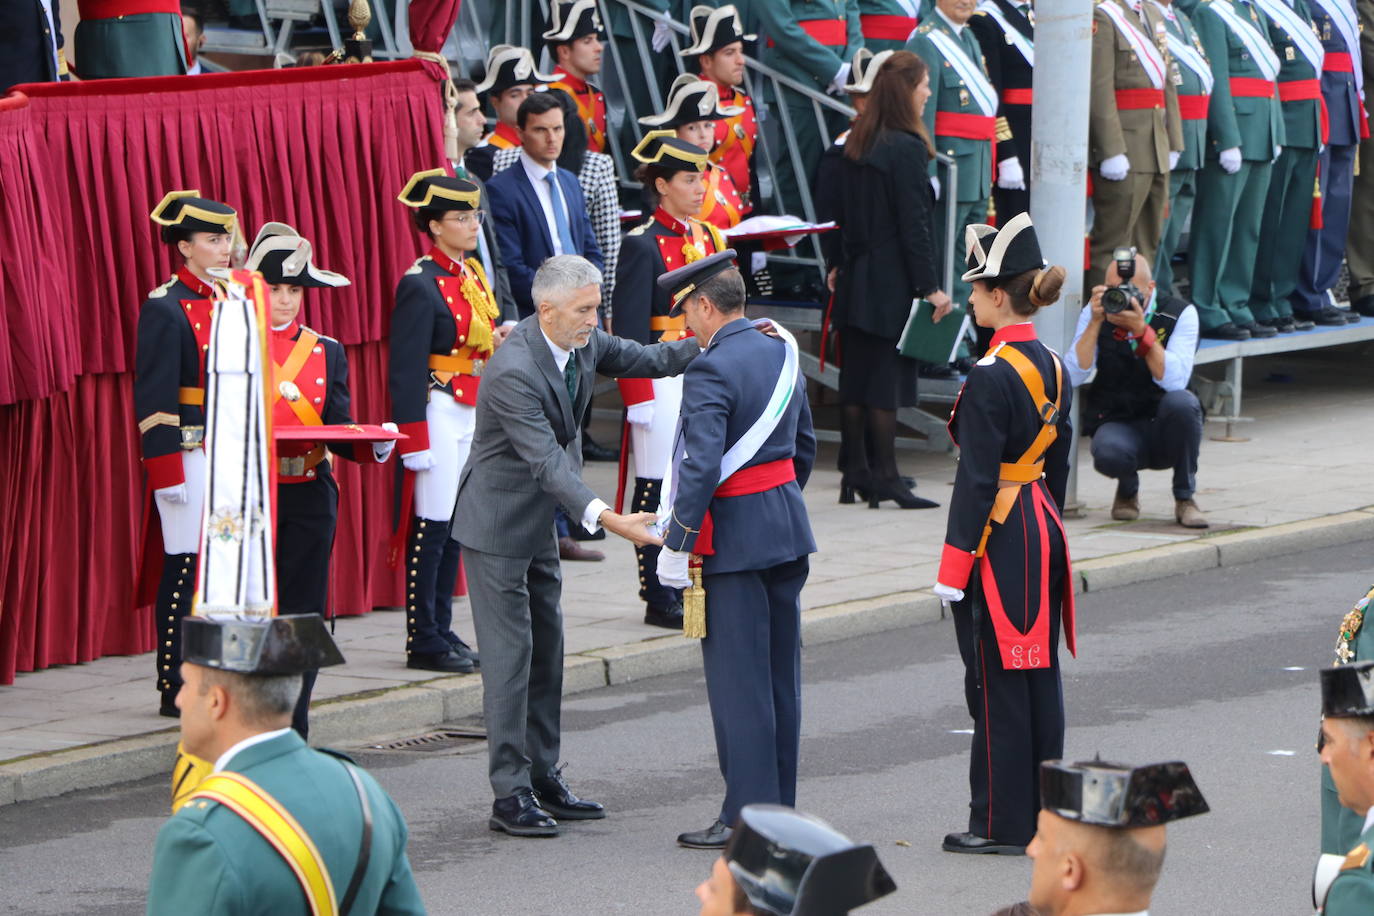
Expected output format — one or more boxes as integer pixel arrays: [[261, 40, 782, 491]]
[[627, 219, 653, 236], [1342, 843, 1371, 872], [917, 21, 935, 33], [146, 276, 176, 299], [974, 9, 988, 15], [300, 325, 337, 345], [404, 255, 432, 276]]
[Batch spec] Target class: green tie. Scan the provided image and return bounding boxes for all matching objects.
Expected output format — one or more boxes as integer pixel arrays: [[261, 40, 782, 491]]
[[564, 355, 579, 405], [455, 162, 469, 179]]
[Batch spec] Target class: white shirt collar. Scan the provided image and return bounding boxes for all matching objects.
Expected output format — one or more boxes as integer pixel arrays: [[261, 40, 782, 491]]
[[935, 7, 966, 34], [213, 727, 294, 773], [541, 328, 572, 372], [1362, 806, 1374, 836], [520, 149, 555, 184]]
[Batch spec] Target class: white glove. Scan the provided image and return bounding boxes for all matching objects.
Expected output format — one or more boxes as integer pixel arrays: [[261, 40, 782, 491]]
[[996, 156, 1026, 190], [933, 582, 965, 603], [1168, 150, 1181, 170], [1273, 144, 1282, 162], [373, 421, 399, 462], [651, 19, 673, 53], [750, 251, 769, 275], [402, 449, 435, 472], [930, 175, 941, 200], [829, 62, 851, 95], [626, 403, 655, 427], [1218, 147, 1242, 174], [1099, 153, 1130, 181], [657, 547, 691, 589], [154, 483, 188, 505]]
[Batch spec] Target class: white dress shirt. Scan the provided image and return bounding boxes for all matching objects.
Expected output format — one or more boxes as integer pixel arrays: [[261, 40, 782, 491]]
[[935, 7, 967, 34], [521, 150, 573, 256], [542, 329, 609, 532], [212, 727, 294, 773], [1065, 296, 1199, 392]]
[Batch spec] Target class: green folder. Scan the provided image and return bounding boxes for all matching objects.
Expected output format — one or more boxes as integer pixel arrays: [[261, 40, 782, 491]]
[[897, 300, 971, 365]]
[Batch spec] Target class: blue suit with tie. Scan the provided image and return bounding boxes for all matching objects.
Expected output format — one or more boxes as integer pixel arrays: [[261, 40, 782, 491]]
[[487, 158, 604, 318], [663, 316, 817, 826]]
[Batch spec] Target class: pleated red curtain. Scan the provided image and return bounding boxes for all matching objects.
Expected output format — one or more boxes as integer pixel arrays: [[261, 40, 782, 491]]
[[0, 60, 445, 683]]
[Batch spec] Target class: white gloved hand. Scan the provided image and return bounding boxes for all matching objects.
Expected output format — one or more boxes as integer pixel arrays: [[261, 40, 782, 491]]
[[1099, 153, 1130, 181], [402, 449, 436, 472], [651, 19, 673, 53], [933, 582, 965, 603], [657, 547, 691, 589], [829, 62, 852, 95], [373, 421, 399, 462], [626, 403, 655, 427], [1274, 144, 1282, 162], [996, 156, 1026, 190], [1218, 147, 1242, 174], [1168, 150, 1181, 170], [930, 175, 941, 200], [154, 483, 188, 505], [751, 251, 769, 275]]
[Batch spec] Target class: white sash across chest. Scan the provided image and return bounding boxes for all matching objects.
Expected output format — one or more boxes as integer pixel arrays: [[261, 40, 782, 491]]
[[1252, 0, 1325, 72], [1309, 0, 1363, 91], [927, 27, 1000, 116], [1098, 0, 1169, 89], [977, 2, 1035, 65], [1150, 2, 1217, 92], [1207, 0, 1282, 81]]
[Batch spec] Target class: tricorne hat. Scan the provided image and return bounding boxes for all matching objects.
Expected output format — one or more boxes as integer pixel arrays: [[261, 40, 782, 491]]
[[246, 223, 350, 288], [474, 44, 557, 95], [397, 168, 481, 212], [724, 804, 897, 915], [632, 128, 711, 173], [543, 0, 603, 44], [680, 4, 756, 56], [844, 48, 895, 94], [961, 211, 1046, 283], [1040, 758, 1210, 828], [639, 74, 744, 128], [182, 614, 345, 676]]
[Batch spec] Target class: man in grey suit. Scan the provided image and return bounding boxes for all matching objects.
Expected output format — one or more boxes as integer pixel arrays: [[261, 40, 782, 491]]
[[452, 255, 697, 838]]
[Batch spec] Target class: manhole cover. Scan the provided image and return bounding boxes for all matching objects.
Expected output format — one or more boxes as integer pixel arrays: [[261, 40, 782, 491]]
[[366, 729, 486, 753]]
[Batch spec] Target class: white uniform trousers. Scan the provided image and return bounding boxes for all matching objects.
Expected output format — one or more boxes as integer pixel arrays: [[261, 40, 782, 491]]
[[155, 447, 206, 554], [630, 375, 683, 481], [414, 392, 476, 522]]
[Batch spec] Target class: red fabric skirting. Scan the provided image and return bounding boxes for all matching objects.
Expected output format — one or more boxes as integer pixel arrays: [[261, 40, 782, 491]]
[[0, 62, 445, 682]]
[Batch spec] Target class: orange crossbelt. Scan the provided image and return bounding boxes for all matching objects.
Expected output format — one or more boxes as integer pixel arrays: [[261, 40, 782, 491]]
[[274, 330, 324, 427]]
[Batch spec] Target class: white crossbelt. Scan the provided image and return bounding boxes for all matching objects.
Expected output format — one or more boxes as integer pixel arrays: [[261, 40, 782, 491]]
[[977, 1, 1034, 65], [927, 28, 999, 116], [1252, 0, 1325, 72], [1098, 0, 1168, 90], [1309, 0, 1363, 91], [1150, 2, 1215, 92], [1207, 0, 1282, 81]]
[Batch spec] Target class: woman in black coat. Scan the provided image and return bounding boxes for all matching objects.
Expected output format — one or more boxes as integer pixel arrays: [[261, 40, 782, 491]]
[[829, 50, 953, 509]]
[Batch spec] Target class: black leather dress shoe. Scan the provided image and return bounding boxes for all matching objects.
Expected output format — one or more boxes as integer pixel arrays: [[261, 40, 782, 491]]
[[1291, 315, 1316, 330], [942, 832, 1026, 855], [490, 788, 559, 837], [1300, 306, 1348, 326], [533, 769, 605, 820], [1259, 316, 1296, 334], [645, 601, 684, 629], [678, 819, 732, 849], [406, 649, 475, 674], [443, 634, 481, 670], [1200, 322, 1251, 341], [582, 438, 620, 462], [1353, 295, 1374, 317], [1345, 307, 1363, 323], [1238, 321, 1277, 339]]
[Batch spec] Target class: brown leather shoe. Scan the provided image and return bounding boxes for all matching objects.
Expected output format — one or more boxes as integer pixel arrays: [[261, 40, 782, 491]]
[[558, 536, 604, 562], [1111, 493, 1140, 521], [1175, 498, 1209, 529]]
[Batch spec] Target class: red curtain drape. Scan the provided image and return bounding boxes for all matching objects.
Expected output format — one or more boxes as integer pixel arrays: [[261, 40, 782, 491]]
[[409, 0, 464, 54], [0, 61, 446, 683]]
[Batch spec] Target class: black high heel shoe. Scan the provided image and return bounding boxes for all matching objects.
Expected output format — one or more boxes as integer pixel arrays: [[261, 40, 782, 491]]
[[868, 476, 940, 509], [839, 471, 873, 505]]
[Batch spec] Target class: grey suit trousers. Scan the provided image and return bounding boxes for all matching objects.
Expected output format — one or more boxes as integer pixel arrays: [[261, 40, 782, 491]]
[[463, 537, 565, 797]]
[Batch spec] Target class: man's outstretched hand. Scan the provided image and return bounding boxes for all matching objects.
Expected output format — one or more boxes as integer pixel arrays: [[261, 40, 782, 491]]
[[599, 510, 664, 547]]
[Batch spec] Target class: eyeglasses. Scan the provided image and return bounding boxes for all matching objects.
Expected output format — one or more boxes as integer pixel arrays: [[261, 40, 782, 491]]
[[442, 211, 485, 226]]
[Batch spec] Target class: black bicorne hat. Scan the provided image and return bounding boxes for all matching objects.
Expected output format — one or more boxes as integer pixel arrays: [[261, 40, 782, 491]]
[[1323, 660, 1374, 718], [1040, 758, 1210, 828], [725, 805, 897, 915], [543, 0, 604, 45], [961, 211, 1046, 283], [632, 128, 711, 174], [246, 223, 350, 288], [182, 614, 345, 676], [474, 44, 557, 96], [680, 3, 756, 56], [397, 169, 481, 212], [151, 190, 239, 242], [639, 74, 744, 128]]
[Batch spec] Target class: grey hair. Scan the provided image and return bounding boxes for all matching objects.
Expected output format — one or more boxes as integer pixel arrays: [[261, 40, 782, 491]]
[[532, 255, 604, 309], [201, 668, 301, 725]]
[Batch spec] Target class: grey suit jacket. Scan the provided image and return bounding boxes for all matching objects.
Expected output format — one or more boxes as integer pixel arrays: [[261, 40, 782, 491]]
[[452, 316, 699, 558]]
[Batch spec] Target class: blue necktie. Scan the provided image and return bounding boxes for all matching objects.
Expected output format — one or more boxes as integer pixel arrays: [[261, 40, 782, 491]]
[[544, 172, 577, 256]]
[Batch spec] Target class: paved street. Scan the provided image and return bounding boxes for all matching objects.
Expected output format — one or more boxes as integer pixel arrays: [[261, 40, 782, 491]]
[[1, 537, 1366, 914]]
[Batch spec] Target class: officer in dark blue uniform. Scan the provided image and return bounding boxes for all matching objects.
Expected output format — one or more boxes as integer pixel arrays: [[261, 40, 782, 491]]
[[654, 250, 818, 850]]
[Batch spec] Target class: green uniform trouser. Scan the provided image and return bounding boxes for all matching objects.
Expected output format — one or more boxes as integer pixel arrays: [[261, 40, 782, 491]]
[[1154, 167, 1197, 296], [1190, 158, 1273, 330], [934, 196, 986, 310], [1087, 168, 1167, 289], [73, 13, 186, 79], [1346, 137, 1374, 300], [1251, 146, 1318, 321]]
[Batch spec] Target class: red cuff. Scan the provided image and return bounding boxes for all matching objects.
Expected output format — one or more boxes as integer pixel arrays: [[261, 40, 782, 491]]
[[938, 542, 977, 589], [145, 452, 185, 491], [617, 377, 655, 407], [1135, 325, 1157, 355], [397, 421, 429, 454]]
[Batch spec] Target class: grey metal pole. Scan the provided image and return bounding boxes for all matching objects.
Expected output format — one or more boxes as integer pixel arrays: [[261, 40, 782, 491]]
[[1027, 0, 1093, 510]]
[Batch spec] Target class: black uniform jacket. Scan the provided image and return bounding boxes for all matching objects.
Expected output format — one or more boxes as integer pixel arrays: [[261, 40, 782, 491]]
[[970, 0, 1034, 170]]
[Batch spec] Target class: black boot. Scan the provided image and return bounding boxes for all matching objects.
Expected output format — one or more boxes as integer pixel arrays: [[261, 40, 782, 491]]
[[156, 552, 196, 716], [405, 518, 474, 673], [430, 518, 479, 668], [632, 477, 683, 628], [839, 404, 872, 505]]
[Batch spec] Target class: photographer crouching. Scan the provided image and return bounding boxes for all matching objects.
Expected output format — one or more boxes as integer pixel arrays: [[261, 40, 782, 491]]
[[1067, 247, 1208, 529]]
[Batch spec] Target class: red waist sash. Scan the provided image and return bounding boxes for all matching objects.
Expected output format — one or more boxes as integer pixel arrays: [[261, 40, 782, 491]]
[[1230, 77, 1276, 97], [935, 111, 997, 139], [767, 18, 848, 47], [1324, 51, 1355, 73], [1115, 88, 1165, 109], [1278, 78, 1322, 101], [860, 14, 918, 39], [79, 0, 181, 16], [1177, 93, 1210, 120], [1002, 88, 1033, 105], [694, 458, 796, 556]]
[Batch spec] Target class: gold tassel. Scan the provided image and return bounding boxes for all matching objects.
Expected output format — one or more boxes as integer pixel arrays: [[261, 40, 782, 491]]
[[683, 557, 707, 639], [170, 741, 215, 814]]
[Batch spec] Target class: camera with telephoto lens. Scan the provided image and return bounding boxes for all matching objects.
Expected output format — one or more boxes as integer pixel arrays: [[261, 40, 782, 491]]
[[1101, 246, 1143, 315]]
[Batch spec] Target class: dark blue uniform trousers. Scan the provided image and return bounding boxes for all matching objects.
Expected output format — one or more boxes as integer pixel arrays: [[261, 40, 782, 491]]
[[276, 472, 340, 739], [1292, 142, 1357, 315], [701, 555, 809, 826]]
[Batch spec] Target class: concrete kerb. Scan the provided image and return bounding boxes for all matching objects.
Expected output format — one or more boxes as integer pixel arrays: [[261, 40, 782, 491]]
[[4, 506, 1374, 807]]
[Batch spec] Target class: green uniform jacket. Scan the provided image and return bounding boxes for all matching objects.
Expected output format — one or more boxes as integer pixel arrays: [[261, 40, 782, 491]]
[[756, 0, 865, 90], [1327, 818, 1374, 914], [1193, 0, 1286, 158], [907, 14, 1014, 202], [858, 0, 922, 51], [1323, 590, 1374, 855], [1160, 2, 1212, 169], [146, 731, 425, 916], [1089, 0, 1185, 172], [1263, 0, 1323, 149]]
